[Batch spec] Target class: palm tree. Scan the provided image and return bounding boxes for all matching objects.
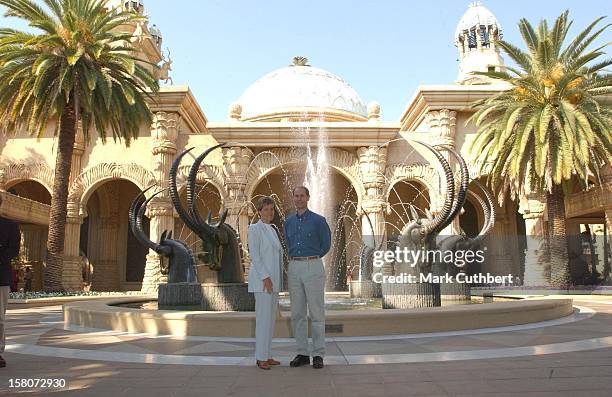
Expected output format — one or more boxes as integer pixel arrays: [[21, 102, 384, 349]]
[[469, 11, 611, 287], [0, 0, 159, 291]]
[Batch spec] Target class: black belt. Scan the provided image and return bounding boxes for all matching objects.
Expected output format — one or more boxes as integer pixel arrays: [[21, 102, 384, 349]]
[[290, 256, 320, 261]]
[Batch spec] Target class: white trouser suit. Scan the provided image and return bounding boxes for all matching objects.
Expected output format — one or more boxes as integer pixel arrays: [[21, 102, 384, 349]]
[[247, 220, 283, 361]]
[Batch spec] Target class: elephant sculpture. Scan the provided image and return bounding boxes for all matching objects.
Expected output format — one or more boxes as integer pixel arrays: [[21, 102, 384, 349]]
[[380, 141, 464, 308], [395, 141, 457, 274], [435, 147, 495, 274]]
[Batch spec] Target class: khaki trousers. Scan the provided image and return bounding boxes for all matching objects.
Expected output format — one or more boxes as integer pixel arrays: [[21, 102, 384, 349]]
[[288, 258, 326, 357]]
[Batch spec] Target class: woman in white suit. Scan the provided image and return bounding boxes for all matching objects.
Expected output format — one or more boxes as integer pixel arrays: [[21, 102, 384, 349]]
[[248, 196, 283, 370]]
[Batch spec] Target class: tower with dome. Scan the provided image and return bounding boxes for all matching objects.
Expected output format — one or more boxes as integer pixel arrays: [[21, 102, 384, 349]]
[[455, 1, 506, 84], [0, 2, 607, 293]]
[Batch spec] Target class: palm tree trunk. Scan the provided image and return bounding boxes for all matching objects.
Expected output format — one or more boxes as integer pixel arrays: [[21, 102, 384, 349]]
[[547, 183, 570, 287], [44, 101, 77, 291]]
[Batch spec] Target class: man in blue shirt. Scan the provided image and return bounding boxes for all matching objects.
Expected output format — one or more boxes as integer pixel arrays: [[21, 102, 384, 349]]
[[284, 186, 331, 369]]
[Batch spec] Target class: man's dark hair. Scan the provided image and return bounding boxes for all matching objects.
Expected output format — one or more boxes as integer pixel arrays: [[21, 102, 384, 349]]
[[292, 186, 310, 196]]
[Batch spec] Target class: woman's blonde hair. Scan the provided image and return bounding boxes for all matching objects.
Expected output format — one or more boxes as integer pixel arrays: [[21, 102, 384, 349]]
[[256, 196, 275, 212]]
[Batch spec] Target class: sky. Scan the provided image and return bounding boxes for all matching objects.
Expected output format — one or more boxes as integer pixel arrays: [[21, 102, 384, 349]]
[[1, 0, 611, 122]]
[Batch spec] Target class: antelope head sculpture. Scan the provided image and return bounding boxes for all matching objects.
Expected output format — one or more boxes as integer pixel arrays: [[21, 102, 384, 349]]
[[129, 186, 197, 284], [169, 143, 243, 283]]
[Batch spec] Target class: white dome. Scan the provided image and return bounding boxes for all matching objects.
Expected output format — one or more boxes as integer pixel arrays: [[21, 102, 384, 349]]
[[455, 2, 501, 42], [238, 59, 367, 121]]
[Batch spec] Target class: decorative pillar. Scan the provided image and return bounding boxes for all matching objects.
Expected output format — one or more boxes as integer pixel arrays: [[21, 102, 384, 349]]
[[222, 147, 253, 279], [142, 111, 179, 292], [519, 193, 550, 286], [426, 109, 458, 235], [62, 127, 85, 290], [358, 146, 388, 277], [61, 202, 84, 290]]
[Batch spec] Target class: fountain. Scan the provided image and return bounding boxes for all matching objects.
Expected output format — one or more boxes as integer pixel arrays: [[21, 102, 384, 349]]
[[379, 142, 498, 308], [128, 132, 500, 312], [69, 138, 573, 338], [130, 143, 254, 311]]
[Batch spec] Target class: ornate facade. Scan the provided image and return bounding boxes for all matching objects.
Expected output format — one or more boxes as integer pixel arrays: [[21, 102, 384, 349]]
[[0, 1, 610, 291]]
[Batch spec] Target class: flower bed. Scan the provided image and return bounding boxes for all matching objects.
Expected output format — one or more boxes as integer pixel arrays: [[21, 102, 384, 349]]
[[10, 291, 147, 300]]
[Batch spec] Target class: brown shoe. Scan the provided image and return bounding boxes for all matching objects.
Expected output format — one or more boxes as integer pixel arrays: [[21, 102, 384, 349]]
[[0, 356, 5, 368], [256, 360, 270, 370], [267, 358, 280, 366]]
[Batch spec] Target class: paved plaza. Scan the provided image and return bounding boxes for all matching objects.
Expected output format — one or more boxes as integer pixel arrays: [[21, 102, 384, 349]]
[[0, 296, 611, 396]]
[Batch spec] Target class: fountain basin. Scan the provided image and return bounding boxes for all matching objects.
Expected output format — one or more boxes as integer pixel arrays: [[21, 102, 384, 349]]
[[159, 283, 254, 311], [63, 297, 573, 337], [349, 280, 382, 298]]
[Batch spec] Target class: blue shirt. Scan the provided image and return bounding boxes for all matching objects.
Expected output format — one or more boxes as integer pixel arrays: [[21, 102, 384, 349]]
[[284, 209, 331, 258]]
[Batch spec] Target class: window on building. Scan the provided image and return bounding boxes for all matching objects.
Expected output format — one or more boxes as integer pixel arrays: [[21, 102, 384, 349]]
[[468, 28, 477, 49], [480, 25, 490, 47]]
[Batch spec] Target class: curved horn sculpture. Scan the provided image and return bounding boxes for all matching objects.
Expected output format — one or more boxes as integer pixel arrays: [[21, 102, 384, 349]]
[[129, 186, 197, 284], [471, 179, 496, 241], [410, 140, 455, 237], [129, 185, 158, 252], [186, 142, 226, 231], [434, 145, 469, 235], [168, 143, 243, 283], [169, 147, 203, 235], [466, 189, 490, 237]]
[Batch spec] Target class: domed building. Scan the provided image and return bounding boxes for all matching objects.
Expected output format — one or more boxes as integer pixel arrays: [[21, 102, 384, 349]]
[[0, 1, 609, 293], [235, 56, 367, 122]]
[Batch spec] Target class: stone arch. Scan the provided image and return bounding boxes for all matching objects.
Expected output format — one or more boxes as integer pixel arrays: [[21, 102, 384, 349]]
[[1, 162, 54, 194], [174, 163, 227, 202], [384, 163, 437, 200], [244, 147, 363, 206], [69, 163, 156, 210]]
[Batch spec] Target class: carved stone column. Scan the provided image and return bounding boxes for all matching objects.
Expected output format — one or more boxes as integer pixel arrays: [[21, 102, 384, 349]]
[[358, 146, 387, 247], [61, 202, 84, 290], [357, 146, 388, 281], [519, 193, 550, 286], [426, 109, 458, 234], [143, 200, 174, 290], [142, 112, 179, 292], [222, 147, 253, 242], [62, 127, 86, 290]]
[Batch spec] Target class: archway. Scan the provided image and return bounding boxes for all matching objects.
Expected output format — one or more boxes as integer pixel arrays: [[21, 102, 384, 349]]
[[459, 198, 480, 238], [6, 180, 51, 204], [466, 177, 525, 283], [566, 177, 608, 284], [81, 179, 147, 291], [5, 179, 51, 291], [385, 179, 431, 252]]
